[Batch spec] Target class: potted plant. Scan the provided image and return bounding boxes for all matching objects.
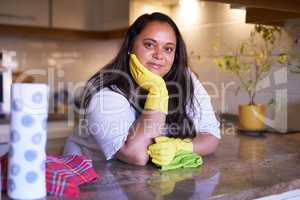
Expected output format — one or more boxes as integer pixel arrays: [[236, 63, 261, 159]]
[[213, 24, 287, 131], [289, 57, 300, 74]]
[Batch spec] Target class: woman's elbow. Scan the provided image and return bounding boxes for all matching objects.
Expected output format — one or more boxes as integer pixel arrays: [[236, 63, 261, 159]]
[[116, 147, 149, 166], [193, 134, 220, 156], [134, 154, 149, 166], [203, 137, 219, 155], [209, 139, 219, 154]]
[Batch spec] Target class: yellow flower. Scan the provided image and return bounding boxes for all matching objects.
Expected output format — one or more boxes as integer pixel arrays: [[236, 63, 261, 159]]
[[278, 53, 287, 64]]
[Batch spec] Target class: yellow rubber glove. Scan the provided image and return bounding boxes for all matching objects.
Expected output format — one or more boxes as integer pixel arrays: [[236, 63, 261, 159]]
[[148, 139, 177, 166], [148, 136, 194, 166], [147, 169, 196, 198], [148, 173, 176, 198], [129, 53, 169, 114], [173, 138, 194, 152], [154, 136, 193, 153]]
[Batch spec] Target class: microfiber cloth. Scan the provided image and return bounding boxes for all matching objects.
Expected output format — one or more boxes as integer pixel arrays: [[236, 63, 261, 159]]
[[160, 150, 203, 171]]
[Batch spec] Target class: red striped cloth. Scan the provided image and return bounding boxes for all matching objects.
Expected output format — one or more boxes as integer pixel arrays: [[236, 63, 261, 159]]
[[1, 154, 98, 197], [1, 154, 8, 192], [46, 155, 98, 197]]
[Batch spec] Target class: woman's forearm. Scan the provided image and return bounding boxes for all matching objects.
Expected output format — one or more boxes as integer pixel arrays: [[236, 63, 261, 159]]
[[116, 110, 166, 166], [192, 133, 220, 156]]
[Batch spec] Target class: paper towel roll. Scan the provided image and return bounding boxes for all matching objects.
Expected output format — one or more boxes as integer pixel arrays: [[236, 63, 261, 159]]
[[8, 83, 48, 199]]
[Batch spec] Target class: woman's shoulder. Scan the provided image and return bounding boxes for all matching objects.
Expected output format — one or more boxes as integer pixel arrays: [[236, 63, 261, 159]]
[[93, 85, 127, 99], [88, 85, 132, 113], [187, 68, 208, 94]]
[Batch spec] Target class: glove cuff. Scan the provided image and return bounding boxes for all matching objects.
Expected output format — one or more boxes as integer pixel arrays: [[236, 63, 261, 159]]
[[177, 139, 193, 152]]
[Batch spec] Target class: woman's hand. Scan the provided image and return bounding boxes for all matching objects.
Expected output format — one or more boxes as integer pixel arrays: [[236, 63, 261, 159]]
[[129, 54, 169, 114], [147, 136, 194, 166], [148, 137, 177, 166]]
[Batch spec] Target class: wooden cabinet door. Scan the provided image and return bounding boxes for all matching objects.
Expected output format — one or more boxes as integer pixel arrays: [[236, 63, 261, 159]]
[[52, 0, 94, 30], [0, 0, 49, 27], [52, 0, 129, 31]]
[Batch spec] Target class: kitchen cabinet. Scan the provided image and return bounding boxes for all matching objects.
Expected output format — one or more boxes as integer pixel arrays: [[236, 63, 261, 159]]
[[97, 0, 130, 31], [52, 0, 129, 31], [0, 0, 129, 40], [52, 0, 97, 30], [0, 0, 49, 27], [202, 0, 300, 26], [0, 0, 129, 31]]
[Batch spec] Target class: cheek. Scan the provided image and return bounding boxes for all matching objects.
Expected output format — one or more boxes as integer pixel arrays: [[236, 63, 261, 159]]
[[160, 56, 174, 77], [166, 55, 175, 69], [134, 47, 151, 65], [139, 53, 152, 68]]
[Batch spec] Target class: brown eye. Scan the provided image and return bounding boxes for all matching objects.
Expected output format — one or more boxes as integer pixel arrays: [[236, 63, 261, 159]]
[[165, 47, 174, 53], [144, 42, 154, 49]]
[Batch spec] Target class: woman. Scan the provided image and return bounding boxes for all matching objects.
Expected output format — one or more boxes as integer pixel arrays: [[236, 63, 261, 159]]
[[63, 12, 220, 166]]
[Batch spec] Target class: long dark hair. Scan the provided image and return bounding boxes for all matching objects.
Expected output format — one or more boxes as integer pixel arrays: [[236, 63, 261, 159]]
[[80, 12, 196, 137]]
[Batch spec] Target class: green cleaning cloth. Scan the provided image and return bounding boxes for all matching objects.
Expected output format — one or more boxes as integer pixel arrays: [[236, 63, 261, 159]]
[[160, 150, 203, 171]]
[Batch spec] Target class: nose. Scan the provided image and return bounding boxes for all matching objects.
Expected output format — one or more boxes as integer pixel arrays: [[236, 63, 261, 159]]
[[152, 46, 163, 60]]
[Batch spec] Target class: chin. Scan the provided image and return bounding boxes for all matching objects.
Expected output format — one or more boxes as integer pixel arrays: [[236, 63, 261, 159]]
[[154, 71, 164, 77]]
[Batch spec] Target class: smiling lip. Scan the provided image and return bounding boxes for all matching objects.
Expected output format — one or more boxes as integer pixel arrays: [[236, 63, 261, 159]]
[[148, 62, 163, 69]]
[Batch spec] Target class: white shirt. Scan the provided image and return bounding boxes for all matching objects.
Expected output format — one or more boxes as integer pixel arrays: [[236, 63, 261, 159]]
[[64, 71, 220, 160]]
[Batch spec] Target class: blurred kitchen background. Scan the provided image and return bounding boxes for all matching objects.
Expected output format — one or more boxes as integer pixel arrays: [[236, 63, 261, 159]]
[[0, 0, 299, 143]]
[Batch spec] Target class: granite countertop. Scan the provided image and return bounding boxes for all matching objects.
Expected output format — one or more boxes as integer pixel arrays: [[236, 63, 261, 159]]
[[57, 132, 300, 199], [1, 132, 300, 199]]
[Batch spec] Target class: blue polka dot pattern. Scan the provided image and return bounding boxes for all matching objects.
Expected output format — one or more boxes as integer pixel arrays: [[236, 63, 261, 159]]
[[9, 84, 48, 196], [31, 133, 42, 145], [10, 130, 20, 143], [12, 99, 22, 111], [10, 163, 21, 176], [21, 115, 34, 127], [8, 178, 16, 192], [24, 150, 37, 162], [25, 171, 38, 183], [42, 118, 47, 130], [32, 92, 43, 104], [9, 146, 14, 158]]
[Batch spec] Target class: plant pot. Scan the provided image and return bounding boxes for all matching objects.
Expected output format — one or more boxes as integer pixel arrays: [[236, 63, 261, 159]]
[[238, 104, 266, 131]]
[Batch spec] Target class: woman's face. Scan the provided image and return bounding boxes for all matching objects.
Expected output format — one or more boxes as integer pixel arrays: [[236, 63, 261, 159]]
[[132, 21, 177, 77]]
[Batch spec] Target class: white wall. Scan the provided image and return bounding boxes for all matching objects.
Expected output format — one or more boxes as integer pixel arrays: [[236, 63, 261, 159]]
[[0, 36, 122, 86], [129, 0, 172, 24]]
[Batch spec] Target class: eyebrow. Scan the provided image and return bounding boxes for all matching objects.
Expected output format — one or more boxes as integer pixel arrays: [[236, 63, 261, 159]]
[[143, 38, 176, 46]]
